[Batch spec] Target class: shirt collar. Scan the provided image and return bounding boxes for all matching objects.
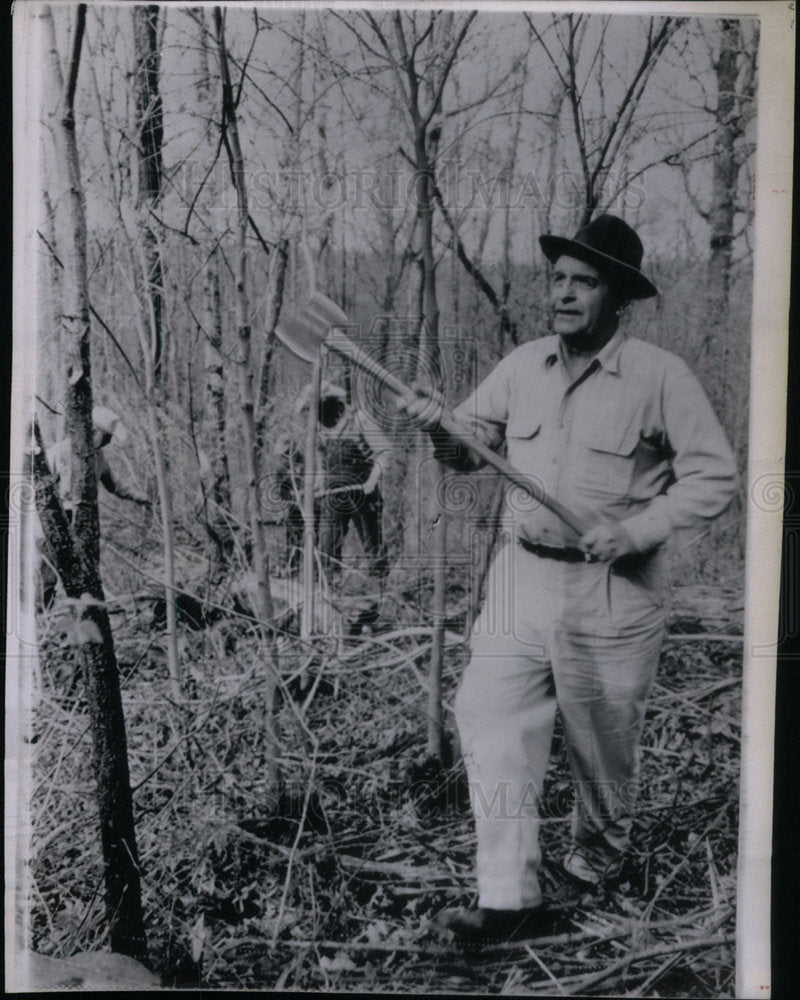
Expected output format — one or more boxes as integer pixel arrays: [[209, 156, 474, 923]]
[[547, 329, 626, 374]]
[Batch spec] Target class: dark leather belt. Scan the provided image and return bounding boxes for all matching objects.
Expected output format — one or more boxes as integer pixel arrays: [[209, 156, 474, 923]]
[[518, 538, 597, 563]]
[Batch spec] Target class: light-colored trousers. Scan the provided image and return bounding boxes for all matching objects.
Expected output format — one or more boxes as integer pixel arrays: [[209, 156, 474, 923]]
[[455, 540, 667, 910]]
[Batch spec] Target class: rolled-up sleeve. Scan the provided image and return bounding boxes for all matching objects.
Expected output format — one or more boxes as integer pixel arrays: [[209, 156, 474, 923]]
[[621, 360, 739, 553]]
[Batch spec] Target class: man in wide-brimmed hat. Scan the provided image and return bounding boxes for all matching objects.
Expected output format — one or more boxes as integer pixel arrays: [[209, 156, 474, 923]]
[[399, 213, 738, 943]]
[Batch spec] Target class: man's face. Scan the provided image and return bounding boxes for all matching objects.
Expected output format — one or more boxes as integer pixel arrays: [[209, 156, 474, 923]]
[[550, 255, 616, 339]]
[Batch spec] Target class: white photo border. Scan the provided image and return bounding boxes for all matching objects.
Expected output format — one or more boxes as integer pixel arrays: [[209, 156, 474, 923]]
[[8, 2, 794, 996]]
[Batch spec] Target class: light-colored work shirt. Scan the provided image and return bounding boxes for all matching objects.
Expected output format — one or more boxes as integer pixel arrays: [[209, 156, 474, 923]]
[[315, 407, 394, 484], [436, 331, 739, 552]]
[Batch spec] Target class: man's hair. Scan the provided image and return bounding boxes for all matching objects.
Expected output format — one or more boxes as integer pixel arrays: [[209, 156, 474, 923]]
[[319, 396, 346, 428]]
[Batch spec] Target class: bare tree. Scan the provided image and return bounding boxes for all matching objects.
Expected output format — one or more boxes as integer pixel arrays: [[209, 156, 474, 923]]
[[526, 13, 682, 226], [359, 9, 476, 760], [37, 3, 147, 959], [669, 17, 757, 435], [214, 6, 281, 800], [189, 7, 233, 570], [707, 18, 756, 318], [133, 4, 165, 381], [255, 14, 301, 437]]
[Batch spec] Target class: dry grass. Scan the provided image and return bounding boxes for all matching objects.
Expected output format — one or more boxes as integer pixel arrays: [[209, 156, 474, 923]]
[[28, 528, 742, 996]]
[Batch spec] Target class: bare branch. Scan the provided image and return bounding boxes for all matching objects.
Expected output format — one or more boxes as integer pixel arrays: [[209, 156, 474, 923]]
[[392, 11, 420, 125], [232, 9, 261, 111], [63, 3, 87, 126], [423, 11, 477, 127], [593, 19, 681, 191], [361, 11, 411, 112], [524, 14, 568, 91]]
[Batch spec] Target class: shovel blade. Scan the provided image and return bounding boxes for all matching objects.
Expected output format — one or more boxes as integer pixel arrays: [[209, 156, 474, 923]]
[[275, 294, 354, 364], [274, 313, 325, 363], [306, 292, 350, 327]]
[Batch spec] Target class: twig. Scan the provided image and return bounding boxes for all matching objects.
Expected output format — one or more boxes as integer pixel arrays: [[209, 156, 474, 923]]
[[270, 744, 319, 947], [567, 932, 734, 994], [337, 626, 464, 659], [35, 394, 63, 416], [130, 707, 218, 793], [103, 540, 293, 637], [642, 802, 733, 921], [522, 944, 566, 995], [337, 853, 461, 882], [631, 949, 685, 996]]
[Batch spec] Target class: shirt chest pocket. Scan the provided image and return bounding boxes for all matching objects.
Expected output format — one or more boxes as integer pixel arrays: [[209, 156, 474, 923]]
[[505, 416, 542, 468], [506, 414, 542, 440], [577, 422, 640, 498]]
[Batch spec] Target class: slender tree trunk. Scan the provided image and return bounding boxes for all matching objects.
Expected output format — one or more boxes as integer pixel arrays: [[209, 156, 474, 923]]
[[215, 11, 272, 623], [39, 187, 66, 436], [131, 5, 182, 693], [705, 19, 742, 426], [340, 192, 348, 314], [196, 9, 231, 519], [427, 492, 446, 761], [142, 360, 182, 701], [117, 213, 182, 699], [301, 353, 322, 637], [420, 187, 446, 764], [414, 131, 439, 371], [499, 63, 527, 351], [401, 261, 425, 556], [40, 3, 146, 958], [133, 4, 164, 381], [364, 9, 475, 758], [34, 433, 148, 959], [542, 64, 566, 235], [257, 236, 289, 443], [432, 180, 518, 353], [202, 253, 230, 507], [257, 14, 302, 444], [215, 7, 281, 800], [414, 102, 445, 763], [708, 20, 740, 320]]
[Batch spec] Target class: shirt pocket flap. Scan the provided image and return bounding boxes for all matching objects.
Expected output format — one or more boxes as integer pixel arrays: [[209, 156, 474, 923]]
[[584, 422, 639, 457], [506, 416, 542, 440]]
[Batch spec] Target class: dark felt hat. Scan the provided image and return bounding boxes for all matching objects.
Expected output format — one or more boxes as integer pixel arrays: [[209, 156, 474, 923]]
[[539, 214, 658, 299]]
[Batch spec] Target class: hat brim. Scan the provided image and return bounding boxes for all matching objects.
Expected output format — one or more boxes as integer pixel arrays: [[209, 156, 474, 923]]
[[539, 234, 658, 299]]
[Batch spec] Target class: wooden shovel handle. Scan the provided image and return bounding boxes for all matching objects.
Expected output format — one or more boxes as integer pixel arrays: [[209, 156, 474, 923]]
[[320, 329, 589, 536]]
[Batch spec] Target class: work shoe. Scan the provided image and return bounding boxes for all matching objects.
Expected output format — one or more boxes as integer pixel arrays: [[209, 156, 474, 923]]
[[434, 905, 557, 944], [563, 845, 625, 887]]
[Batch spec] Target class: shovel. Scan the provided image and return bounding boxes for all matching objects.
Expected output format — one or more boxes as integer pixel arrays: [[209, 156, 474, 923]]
[[275, 293, 589, 535]]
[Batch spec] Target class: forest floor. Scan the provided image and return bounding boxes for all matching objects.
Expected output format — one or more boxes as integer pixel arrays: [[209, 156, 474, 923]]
[[27, 517, 744, 996]]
